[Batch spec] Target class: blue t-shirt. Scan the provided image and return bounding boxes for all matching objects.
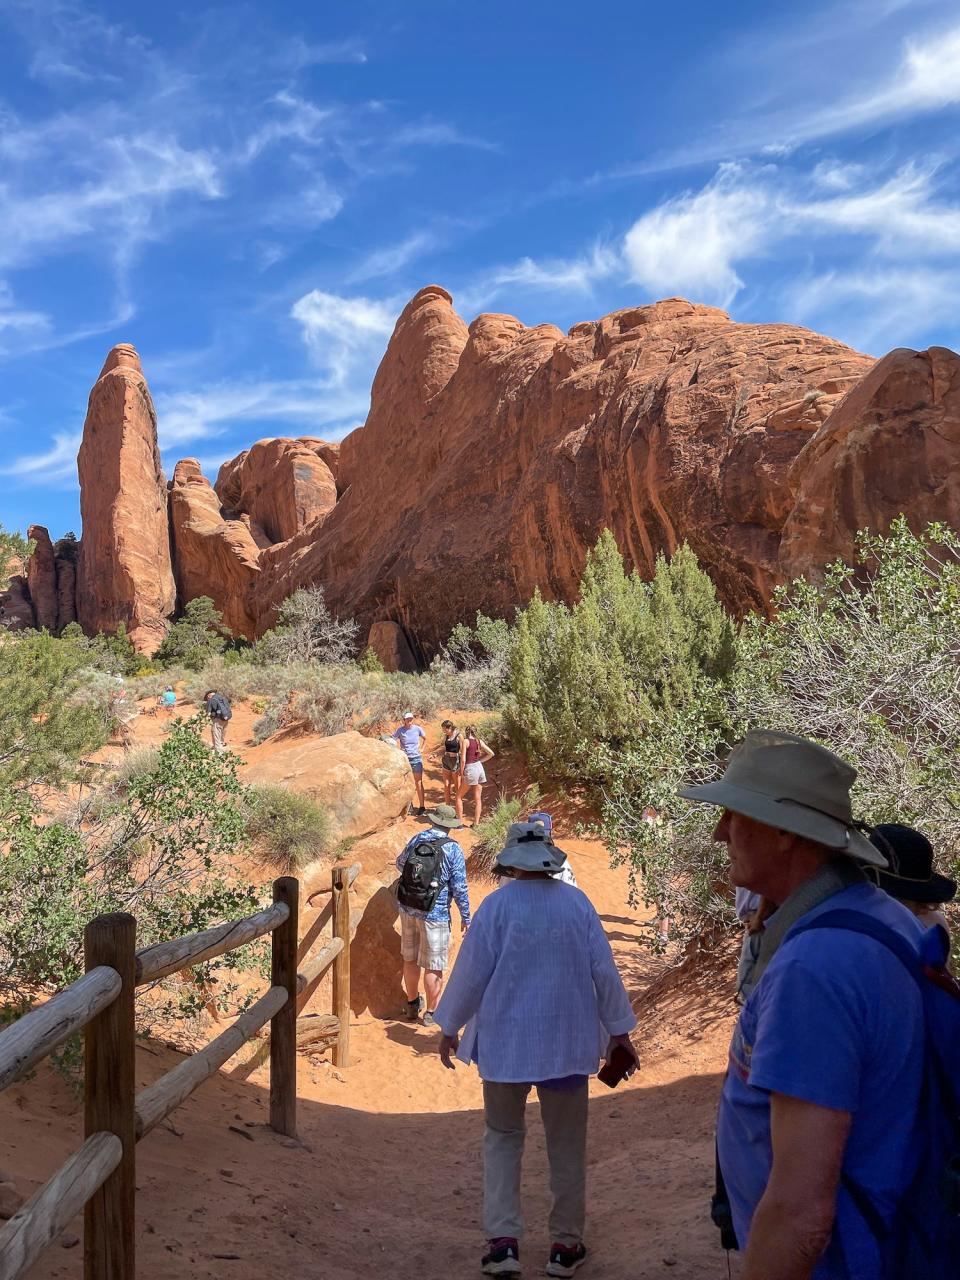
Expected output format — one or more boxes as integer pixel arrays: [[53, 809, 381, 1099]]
[[161, 690, 176, 706], [718, 882, 925, 1279], [393, 723, 425, 759]]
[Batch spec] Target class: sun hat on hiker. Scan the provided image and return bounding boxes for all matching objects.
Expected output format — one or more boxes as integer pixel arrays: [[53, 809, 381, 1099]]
[[423, 803, 464, 830], [402, 710, 414, 720], [495, 823, 567, 874], [678, 729, 887, 868], [870, 824, 956, 904]]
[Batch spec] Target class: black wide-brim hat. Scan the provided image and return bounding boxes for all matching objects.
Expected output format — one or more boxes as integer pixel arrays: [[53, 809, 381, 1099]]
[[870, 823, 957, 905]]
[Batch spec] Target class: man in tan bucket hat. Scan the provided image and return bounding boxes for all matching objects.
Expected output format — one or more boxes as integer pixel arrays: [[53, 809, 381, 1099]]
[[681, 730, 925, 1280]]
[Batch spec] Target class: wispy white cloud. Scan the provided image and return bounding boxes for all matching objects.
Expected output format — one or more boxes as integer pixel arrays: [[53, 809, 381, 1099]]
[[784, 266, 960, 350], [391, 121, 499, 152], [0, 430, 80, 482], [458, 244, 618, 313], [154, 378, 373, 449], [290, 289, 396, 386], [348, 231, 438, 282]]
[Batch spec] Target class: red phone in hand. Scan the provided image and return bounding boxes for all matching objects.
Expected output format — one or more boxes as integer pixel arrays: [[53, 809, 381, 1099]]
[[598, 1044, 634, 1088]]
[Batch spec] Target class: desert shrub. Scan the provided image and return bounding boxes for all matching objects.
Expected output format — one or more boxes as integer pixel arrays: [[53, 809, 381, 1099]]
[[254, 586, 358, 666], [358, 646, 384, 674], [0, 631, 112, 786], [60, 621, 141, 677], [156, 597, 229, 671], [504, 531, 737, 780], [181, 656, 269, 705], [0, 717, 265, 1028], [471, 784, 541, 878], [434, 612, 512, 710], [600, 519, 960, 952], [128, 667, 186, 699], [244, 783, 333, 872]]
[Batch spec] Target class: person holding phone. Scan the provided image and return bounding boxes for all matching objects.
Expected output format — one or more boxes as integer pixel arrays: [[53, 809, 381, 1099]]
[[435, 823, 638, 1277]]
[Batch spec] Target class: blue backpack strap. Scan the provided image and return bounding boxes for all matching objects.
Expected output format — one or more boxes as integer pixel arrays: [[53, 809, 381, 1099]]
[[787, 908, 923, 982]]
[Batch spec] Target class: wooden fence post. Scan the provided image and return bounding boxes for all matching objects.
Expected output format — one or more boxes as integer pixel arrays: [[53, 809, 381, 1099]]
[[84, 912, 136, 1280], [269, 877, 299, 1136], [332, 866, 351, 1069]]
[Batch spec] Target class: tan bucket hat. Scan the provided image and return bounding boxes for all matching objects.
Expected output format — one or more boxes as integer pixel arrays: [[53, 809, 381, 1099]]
[[679, 729, 887, 868]]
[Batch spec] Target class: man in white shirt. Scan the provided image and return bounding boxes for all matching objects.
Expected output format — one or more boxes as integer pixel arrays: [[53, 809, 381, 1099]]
[[436, 824, 638, 1277]]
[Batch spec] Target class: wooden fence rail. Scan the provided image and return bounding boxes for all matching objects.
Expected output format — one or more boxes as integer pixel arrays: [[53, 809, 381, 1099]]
[[0, 863, 357, 1280]]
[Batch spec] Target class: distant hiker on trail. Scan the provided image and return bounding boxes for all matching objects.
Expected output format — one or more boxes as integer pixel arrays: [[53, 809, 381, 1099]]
[[395, 803, 470, 1027], [435, 822, 638, 1278], [203, 689, 232, 754], [393, 710, 427, 815], [158, 686, 177, 716], [870, 822, 956, 946], [681, 729, 931, 1280], [459, 724, 494, 826], [529, 810, 577, 886], [435, 719, 464, 816]]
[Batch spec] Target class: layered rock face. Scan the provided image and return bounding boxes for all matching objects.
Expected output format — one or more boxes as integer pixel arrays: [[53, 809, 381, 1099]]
[[76, 344, 176, 654], [32, 291, 960, 659], [253, 289, 878, 650]]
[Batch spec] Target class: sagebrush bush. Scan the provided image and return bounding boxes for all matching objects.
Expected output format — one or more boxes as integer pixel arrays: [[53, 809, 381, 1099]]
[[244, 783, 333, 872], [129, 668, 186, 699], [470, 784, 541, 878]]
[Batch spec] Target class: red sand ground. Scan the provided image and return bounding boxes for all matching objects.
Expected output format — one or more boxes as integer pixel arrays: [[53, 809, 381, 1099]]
[[1, 702, 741, 1279]]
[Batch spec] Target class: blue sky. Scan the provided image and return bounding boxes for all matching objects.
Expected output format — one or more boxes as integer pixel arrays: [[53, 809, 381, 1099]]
[[2, 0, 960, 536]]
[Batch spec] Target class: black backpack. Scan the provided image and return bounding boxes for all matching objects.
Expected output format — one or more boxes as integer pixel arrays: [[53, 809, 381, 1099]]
[[397, 838, 447, 912], [209, 693, 232, 721]]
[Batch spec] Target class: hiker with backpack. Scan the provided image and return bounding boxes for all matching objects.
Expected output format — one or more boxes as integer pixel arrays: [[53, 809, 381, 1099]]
[[203, 689, 232, 754], [681, 729, 960, 1279], [395, 803, 471, 1026]]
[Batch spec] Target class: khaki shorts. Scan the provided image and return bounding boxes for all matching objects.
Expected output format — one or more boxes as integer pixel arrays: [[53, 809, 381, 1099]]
[[400, 912, 451, 971], [464, 761, 487, 786]]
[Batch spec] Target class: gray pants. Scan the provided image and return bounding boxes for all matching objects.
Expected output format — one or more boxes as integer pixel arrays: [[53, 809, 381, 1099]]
[[210, 716, 227, 753], [482, 1080, 588, 1246]]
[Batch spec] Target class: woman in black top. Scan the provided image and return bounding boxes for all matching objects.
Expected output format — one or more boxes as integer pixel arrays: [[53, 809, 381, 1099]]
[[435, 719, 464, 816]]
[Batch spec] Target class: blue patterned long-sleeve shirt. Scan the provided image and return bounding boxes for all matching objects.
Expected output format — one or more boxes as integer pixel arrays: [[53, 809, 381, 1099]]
[[396, 829, 471, 927]]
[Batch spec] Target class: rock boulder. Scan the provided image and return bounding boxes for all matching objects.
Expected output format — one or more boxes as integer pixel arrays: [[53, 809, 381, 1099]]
[[214, 438, 337, 544], [243, 730, 410, 841], [781, 346, 960, 580], [76, 344, 175, 654], [168, 460, 262, 638]]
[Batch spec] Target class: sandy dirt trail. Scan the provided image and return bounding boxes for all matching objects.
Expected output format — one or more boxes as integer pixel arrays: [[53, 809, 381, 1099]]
[[1, 704, 740, 1279]]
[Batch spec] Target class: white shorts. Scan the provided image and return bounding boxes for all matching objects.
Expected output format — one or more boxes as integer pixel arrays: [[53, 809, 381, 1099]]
[[464, 762, 487, 786], [400, 913, 451, 971]]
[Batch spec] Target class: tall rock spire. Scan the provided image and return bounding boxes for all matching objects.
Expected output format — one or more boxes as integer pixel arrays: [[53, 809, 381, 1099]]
[[76, 343, 175, 654]]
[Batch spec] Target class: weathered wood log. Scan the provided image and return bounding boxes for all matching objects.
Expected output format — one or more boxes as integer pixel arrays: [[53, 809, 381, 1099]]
[[269, 878, 298, 1137], [0, 968, 120, 1094], [332, 867, 352, 1069], [135, 985, 287, 1140], [296, 938, 344, 1013], [295, 1014, 340, 1050], [299, 863, 360, 962], [135, 902, 289, 985], [84, 913, 136, 1280], [0, 1132, 121, 1280]]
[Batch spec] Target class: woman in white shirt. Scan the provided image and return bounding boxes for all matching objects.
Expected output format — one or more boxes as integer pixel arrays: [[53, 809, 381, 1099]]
[[435, 823, 638, 1278]]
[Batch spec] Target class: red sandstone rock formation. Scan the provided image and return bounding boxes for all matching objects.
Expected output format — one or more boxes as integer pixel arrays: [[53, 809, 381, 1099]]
[[26, 525, 58, 632], [253, 289, 874, 649], [76, 344, 175, 654], [0, 574, 35, 631], [168, 460, 262, 638], [214, 437, 337, 544], [64, 294, 960, 657], [781, 345, 960, 581]]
